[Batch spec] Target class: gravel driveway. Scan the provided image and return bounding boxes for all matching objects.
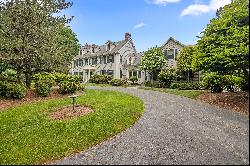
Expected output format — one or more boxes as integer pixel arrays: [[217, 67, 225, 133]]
[[52, 87, 249, 165]]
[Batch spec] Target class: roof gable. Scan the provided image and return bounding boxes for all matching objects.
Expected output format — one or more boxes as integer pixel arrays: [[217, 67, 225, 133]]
[[161, 37, 185, 48]]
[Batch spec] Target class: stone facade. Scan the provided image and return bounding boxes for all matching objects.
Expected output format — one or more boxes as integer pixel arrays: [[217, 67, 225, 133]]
[[70, 33, 149, 83]]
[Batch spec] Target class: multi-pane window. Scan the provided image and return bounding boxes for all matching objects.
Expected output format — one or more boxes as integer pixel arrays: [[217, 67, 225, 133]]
[[120, 70, 122, 79], [89, 58, 92, 65], [99, 57, 103, 64], [79, 59, 83, 66], [108, 55, 114, 63], [138, 71, 141, 78], [104, 56, 107, 64], [85, 59, 88, 65], [133, 71, 137, 77], [107, 70, 114, 78]]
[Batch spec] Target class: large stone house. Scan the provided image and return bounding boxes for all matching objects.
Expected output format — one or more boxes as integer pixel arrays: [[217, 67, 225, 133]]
[[70, 33, 149, 83]]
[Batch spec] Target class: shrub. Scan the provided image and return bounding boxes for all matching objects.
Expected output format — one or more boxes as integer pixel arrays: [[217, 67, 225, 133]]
[[52, 72, 68, 84], [33, 73, 56, 97], [129, 76, 138, 85], [35, 80, 52, 97], [144, 81, 152, 87], [89, 74, 112, 84], [0, 81, 26, 99], [153, 82, 166, 88], [58, 81, 79, 94], [157, 68, 177, 88], [33, 73, 56, 87], [170, 82, 202, 90], [223, 75, 244, 92], [110, 79, 124, 86], [202, 73, 225, 93]]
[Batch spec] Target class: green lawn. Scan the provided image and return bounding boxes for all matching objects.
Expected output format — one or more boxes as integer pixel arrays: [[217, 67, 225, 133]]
[[84, 83, 112, 87], [0, 90, 144, 165], [140, 87, 205, 99]]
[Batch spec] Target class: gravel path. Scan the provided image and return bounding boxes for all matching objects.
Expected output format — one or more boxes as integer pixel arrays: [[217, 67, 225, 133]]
[[52, 87, 249, 165]]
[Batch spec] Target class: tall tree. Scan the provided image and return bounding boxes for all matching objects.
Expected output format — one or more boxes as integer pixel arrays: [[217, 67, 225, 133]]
[[140, 47, 167, 81], [176, 46, 196, 82], [193, 0, 249, 89], [0, 0, 79, 88]]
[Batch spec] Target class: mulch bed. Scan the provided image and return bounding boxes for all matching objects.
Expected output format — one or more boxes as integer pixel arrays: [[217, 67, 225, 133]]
[[0, 89, 66, 110], [49, 105, 93, 120], [197, 91, 249, 116]]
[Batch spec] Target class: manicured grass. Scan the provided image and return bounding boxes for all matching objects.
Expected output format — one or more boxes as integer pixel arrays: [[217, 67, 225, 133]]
[[84, 83, 112, 87], [140, 87, 205, 99], [0, 90, 144, 165]]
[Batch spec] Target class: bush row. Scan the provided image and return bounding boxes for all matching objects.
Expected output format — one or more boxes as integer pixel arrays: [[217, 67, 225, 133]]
[[89, 74, 113, 84], [89, 74, 139, 86], [0, 81, 26, 99], [170, 82, 204, 90], [33, 72, 84, 97]]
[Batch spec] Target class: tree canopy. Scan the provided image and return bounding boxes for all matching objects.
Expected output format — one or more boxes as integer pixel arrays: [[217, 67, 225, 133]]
[[0, 0, 80, 88], [193, 0, 249, 88], [176, 45, 197, 81], [140, 47, 167, 81]]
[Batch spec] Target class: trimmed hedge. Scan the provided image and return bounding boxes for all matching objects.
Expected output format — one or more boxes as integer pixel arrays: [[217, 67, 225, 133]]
[[170, 82, 203, 90], [33, 72, 83, 96], [0, 81, 26, 99], [58, 81, 79, 94], [129, 76, 138, 85], [110, 79, 125, 86], [89, 74, 112, 84]]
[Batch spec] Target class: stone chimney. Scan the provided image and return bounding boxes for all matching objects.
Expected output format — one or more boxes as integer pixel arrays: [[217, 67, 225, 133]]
[[125, 33, 131, 41]]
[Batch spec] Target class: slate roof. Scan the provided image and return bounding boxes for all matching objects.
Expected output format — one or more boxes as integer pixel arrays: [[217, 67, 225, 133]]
[[76, 40, 128, 58]]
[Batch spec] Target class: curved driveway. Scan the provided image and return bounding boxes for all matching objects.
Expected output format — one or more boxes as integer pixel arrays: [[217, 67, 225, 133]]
[[53, 87, 249, 165]]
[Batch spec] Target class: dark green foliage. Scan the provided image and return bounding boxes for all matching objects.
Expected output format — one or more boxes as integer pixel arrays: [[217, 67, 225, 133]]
[[0, 81, 26, 99], [110, 79, 125, 86], [193, 0, 249, 91], [33, 72, 82, 96], [223, 75, 244, 92], [202, 73, 225, 93], [89, 74, 112, 84], [129, 76, 138, 85], [33, 73, 56, 97], [157, 68, 176, 88], [170, 82, 203, 90], [140, 47, 167, 81], [143, 81, 165, 88], [0, 0, 80, 88], [58, 81, 79, 94], [152, 81, 166, 88], [35, 80, 52, 97], [144, 81, 152, 87]]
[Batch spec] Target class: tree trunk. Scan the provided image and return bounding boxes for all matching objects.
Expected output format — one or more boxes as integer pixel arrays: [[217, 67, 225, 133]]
[[187, 72, 190, 82], [25, 72, 32, 89], [16, 69, 22, 83]]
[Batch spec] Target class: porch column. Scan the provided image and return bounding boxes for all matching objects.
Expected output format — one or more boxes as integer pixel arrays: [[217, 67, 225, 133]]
[[88, 69, 90, 81]]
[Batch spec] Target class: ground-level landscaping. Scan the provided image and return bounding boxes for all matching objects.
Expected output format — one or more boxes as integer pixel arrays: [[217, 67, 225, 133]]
[[139, 87, 205, 99], [0, 90, 144, 165], [140, 87, 249, 116]]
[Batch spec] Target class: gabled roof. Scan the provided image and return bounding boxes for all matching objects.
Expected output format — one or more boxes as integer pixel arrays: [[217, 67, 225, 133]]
[[76, 40, 128, 58], [161, 37, 185, 48]]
